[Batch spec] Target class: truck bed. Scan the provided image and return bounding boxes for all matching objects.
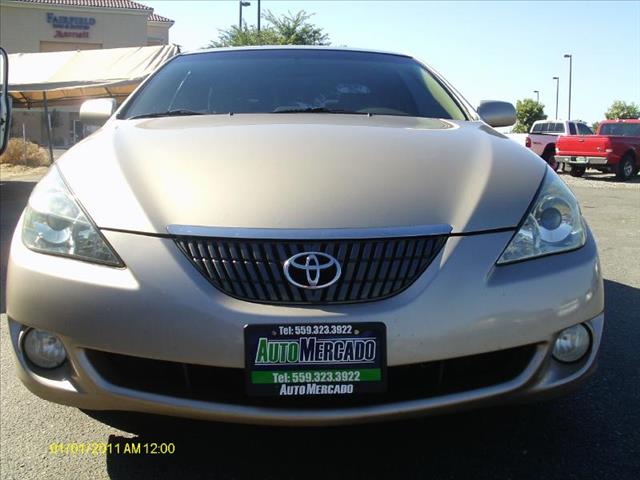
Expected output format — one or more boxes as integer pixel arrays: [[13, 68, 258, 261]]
[[556, 135, 610, 156]]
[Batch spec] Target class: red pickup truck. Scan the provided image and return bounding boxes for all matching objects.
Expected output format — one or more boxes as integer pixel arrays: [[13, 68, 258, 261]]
[[555, 119, 640, 181]]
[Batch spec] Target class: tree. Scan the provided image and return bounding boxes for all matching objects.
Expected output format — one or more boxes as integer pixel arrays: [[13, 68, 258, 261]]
[[208, 26, 279, 47], [208, 10, 330, 48], [512, 99, 547, 133], [263, 10, 329, 45], [591, 121, 600, 133], [604, 101, 640, 120]]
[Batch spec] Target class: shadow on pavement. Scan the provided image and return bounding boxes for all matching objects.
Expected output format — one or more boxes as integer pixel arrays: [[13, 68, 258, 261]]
[[0, 180, 37, 313], [97, 404, 569, 480], [95, 278, 639, 480], [559, 170, 640, 184]]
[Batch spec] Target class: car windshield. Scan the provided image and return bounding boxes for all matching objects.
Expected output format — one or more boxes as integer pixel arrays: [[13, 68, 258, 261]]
[[120, 49, 467, 120], [599, 123, 640, 137]]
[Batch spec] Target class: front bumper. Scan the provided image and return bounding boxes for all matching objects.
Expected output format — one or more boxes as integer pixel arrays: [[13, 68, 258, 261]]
[[7, 314, 603, 426], [7, 221, 605, 426]]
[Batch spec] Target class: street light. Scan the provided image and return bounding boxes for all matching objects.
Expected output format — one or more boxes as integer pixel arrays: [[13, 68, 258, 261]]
[[239, 0, 251, 29], [553, 76, 560, 119], [533, 90, 539, 103], [564, 54, 573, 120], [257, 0, 261, 31]]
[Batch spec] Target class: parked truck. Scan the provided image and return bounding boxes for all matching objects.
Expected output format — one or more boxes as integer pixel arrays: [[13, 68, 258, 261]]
[[507, 120, 593, 168], [555, 119, 640, 181], [0, 47, 9, 156]]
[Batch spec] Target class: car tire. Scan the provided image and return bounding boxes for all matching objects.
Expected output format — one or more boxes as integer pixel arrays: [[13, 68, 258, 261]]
[[616, 153, 636, 181], [568, 165, 586, 177]]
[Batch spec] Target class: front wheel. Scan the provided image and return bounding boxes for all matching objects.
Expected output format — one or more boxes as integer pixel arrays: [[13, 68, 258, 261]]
[[568, 165, 586, 177], [542, 149, 559, 171], [616, 154, 636, 181]]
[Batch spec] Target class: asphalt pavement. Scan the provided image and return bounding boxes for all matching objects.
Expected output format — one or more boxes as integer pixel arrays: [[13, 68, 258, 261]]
[[1, 170, 638, 480]]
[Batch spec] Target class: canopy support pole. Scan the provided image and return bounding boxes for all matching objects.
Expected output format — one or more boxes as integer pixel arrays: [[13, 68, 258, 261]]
[[42, 91, 54, 164], [18, 92, 32, 109]]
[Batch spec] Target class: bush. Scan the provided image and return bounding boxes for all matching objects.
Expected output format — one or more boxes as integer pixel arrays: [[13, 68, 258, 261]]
[[0, 138, 51, 167]]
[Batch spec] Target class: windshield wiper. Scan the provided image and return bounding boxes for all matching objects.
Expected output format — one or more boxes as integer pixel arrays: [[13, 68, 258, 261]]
[[272, 106, 371, 115], [127, 109, 205, 120]]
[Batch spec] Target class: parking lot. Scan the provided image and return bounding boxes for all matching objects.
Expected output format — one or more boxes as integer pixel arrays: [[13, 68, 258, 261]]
[[1, 170, 638, 480]]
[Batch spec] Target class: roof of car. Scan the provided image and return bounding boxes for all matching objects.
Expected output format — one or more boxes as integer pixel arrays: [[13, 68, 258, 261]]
[[183, 45, 414, 59], [600, 119, 640, 124], [532, 119, 588, 124]]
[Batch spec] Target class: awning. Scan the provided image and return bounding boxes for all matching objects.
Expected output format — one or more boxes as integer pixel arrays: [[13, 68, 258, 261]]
[[4, 44, 180, 107]]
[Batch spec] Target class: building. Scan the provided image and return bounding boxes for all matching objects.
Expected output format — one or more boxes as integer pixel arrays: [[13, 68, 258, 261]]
[[0, 0, 174, 147], [0, 0, 174, 53]]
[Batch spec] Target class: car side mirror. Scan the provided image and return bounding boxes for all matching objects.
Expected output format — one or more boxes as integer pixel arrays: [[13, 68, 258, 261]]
[[477, 100, 516, 128], [80, 98, 116, 126], [0, 47, 11, 156]]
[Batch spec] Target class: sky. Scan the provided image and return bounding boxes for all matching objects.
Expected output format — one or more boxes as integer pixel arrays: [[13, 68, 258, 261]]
[[145, 0, 640, 125]]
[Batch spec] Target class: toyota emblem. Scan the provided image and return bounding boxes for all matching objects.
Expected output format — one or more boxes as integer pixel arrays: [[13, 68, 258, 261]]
[[283, 252, 342, 289]]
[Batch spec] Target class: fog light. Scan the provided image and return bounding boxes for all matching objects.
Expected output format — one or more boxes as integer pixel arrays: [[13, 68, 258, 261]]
[[552, 324, 590, 363], [23, 329, 67, 369]]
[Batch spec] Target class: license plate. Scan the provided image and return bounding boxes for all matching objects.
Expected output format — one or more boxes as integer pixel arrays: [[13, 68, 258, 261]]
[[575, 156, 587, 163], [244, 323, 387, 397]]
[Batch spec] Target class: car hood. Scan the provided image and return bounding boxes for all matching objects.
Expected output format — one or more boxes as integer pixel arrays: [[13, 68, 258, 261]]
[[58, 114, 546, 235]]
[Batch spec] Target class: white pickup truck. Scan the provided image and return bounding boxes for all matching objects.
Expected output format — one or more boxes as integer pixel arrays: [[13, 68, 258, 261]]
[[507, 120, 594, 168]]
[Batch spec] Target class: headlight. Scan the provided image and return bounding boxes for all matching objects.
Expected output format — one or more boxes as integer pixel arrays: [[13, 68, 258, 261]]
[[497, 168, 586, 264], [22, 166, 123, 266]]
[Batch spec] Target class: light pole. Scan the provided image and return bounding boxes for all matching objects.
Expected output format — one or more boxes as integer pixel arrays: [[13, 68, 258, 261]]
[[533, 90, 539, 103], [564, 54, 572, 120], [239, 0, 251, 29], [257, 0, 261, 31], [553, 76, 559, 119]]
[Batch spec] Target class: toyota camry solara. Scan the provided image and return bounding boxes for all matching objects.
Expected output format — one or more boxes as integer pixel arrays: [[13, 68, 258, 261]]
[[7, 48, 603, 426]]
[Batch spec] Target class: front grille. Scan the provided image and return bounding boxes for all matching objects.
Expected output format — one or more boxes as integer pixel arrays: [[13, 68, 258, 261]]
[[85, 345, 537, 408], [174, 235, 447, 305]]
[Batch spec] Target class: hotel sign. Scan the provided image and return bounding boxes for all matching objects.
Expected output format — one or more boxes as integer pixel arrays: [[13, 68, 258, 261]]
[[46, 13, 96, 39]]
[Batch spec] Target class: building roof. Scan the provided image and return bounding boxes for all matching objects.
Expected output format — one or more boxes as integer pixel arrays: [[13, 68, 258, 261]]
[[147, 12, 173, 24], [11, 0, 152, 10], [10, 0, 174, 23]]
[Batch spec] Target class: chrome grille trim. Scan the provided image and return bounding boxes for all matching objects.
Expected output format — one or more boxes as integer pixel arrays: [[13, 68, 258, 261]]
[[174, 233, 448, 305], [167, 224, 452, 240]]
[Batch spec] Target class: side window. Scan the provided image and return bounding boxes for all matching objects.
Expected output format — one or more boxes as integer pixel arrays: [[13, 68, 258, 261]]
[[568, 123, 577, 135], [553, 122, 565, 133], [540, 123, 549, 133], [577, 123, 593, 135], [531, 123, 542, 133]]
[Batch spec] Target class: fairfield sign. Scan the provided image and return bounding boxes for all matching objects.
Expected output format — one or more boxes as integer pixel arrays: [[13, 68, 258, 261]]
[[46, 12, 96, 39]]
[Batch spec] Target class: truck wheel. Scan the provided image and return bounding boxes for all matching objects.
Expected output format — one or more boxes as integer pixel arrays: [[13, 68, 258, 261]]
[[568, 165, 586, 177], [542, 149, 559, 170], [616, 154, 636, 181]]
